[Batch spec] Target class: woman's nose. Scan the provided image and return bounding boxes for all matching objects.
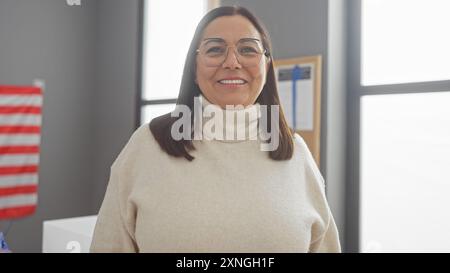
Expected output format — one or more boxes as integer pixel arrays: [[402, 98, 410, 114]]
[[222, 47, 242, 69]]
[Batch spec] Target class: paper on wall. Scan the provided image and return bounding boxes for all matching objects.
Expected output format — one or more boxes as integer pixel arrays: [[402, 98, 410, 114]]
[[276, 63, 314, 131]]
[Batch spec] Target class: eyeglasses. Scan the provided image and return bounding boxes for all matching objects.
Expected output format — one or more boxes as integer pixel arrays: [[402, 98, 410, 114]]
[[196, 38, 269, 67]]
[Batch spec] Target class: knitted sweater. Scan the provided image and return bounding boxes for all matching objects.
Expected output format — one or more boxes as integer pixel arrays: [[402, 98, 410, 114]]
[[90, 97, 341, 253]]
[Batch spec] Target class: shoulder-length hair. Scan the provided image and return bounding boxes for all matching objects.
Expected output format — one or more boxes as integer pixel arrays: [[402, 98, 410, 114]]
[[149, 5, 294, 161]]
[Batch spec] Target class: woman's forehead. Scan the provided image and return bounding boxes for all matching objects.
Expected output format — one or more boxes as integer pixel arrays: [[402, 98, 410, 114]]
[[201, 15, 262, 42]]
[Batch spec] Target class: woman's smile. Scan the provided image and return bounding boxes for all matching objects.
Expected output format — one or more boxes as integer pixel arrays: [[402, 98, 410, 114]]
[[216, 77, 248, 89]]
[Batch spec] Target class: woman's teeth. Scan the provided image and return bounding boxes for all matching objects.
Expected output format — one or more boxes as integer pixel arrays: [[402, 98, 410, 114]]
[[218, 79, 246, 84]]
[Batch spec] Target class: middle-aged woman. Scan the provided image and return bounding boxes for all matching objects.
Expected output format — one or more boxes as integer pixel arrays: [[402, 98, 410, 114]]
[[91, 6, 341, 253]]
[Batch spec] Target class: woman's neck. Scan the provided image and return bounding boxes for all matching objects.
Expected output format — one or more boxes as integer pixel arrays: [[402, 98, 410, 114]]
[[195, 94, 261, 142]]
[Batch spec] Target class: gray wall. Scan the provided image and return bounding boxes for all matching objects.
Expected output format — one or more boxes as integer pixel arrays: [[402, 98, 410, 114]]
[[92, 0, 140, 211], [0, 0, 140, 252], [0, 0, 98, 252]]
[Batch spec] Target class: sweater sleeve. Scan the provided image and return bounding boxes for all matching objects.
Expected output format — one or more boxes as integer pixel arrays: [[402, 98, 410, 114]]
[[90, 125, 151, 252], [308, 209, 341, 253], [294, 134, 341, 253], [89, 163, 138, 253]]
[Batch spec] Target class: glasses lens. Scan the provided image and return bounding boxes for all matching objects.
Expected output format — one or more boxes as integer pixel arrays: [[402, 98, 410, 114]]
[[199, 41, 227, 66], [236, 40, 264, 67]]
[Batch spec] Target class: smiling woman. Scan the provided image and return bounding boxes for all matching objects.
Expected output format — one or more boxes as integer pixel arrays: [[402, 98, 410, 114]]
[[90, 6, 341, 253], [149, 6, 294, 162]]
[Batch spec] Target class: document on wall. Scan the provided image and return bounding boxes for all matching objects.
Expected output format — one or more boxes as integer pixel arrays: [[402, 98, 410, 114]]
[[275, 63, 314, 131]]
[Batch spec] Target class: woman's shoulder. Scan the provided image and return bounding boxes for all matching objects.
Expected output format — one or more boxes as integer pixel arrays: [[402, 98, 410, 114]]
[[292, 133, 313, 161], [292, 132, 326, 189], [128, 122, 156, 147], [111, 122, 160, 170], [292, 133, 331, 232], [292, 132, 306, 148]]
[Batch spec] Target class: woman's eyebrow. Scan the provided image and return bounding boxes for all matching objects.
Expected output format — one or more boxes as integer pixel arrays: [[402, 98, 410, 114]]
[[202, 37, 262, 43], [238, 37, 261, 43], [202, 37, 225, 43]]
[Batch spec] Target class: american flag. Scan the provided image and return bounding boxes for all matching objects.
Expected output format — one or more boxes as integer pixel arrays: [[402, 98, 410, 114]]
[[0, 85, 42, 220]]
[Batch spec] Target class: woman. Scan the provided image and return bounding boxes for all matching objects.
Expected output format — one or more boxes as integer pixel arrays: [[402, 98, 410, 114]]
[[90, 6, 341, 253]]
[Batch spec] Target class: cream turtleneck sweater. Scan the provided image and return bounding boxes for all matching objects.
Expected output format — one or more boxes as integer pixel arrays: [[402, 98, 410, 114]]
[[195, 94, 261, 142], [90, 96, 341, 253]]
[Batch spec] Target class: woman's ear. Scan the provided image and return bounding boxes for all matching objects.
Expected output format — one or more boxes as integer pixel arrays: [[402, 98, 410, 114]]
[[266, 58, 271, 72]]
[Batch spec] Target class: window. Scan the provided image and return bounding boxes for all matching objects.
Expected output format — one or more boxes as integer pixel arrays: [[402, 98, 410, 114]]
[[141, 104, 177, 125], [361, 0, 450, 86], [360, 92, 450, 252], [139, 0, 218, 125], [348, 0, 450, 252]]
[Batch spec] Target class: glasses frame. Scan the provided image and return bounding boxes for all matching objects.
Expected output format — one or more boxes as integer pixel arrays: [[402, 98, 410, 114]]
[[195, 38, 270, 67]]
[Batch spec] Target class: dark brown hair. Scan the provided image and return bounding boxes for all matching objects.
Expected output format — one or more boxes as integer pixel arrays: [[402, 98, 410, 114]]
[[149, 6, 294, 161]]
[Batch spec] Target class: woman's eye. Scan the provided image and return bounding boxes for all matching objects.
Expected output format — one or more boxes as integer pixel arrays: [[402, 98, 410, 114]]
[[239, 47, 258, 54], [206, 47, 225, 54]]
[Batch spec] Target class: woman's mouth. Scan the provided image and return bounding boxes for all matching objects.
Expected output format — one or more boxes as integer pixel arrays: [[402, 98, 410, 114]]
[[217, 79, 248, 88]]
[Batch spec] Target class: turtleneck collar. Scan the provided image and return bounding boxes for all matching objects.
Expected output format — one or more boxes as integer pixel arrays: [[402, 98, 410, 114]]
[[194, 94, 261, 142]]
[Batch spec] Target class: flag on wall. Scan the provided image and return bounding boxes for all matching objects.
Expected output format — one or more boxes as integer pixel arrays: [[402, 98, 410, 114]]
[[0, 86, 43, 220]]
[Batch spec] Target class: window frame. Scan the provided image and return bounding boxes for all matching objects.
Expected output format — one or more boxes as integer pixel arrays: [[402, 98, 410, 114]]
[[136, 0, 220, 128], [346, 0, 450, 252]]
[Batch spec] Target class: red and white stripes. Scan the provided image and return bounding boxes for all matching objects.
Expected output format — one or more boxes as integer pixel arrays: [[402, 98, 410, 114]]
[[0, 86, 42, 219]]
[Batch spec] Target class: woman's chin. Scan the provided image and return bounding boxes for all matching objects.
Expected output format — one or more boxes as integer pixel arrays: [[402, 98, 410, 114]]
[[212, 92, 250, 106], [217, 97, 250, 108]]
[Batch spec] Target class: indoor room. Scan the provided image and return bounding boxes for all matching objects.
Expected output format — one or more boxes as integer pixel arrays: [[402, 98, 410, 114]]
[[0, 0, 449, 255]]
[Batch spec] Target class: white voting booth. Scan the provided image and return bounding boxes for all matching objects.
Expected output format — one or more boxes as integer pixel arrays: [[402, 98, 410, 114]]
[[42, 215, 97, 253]]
